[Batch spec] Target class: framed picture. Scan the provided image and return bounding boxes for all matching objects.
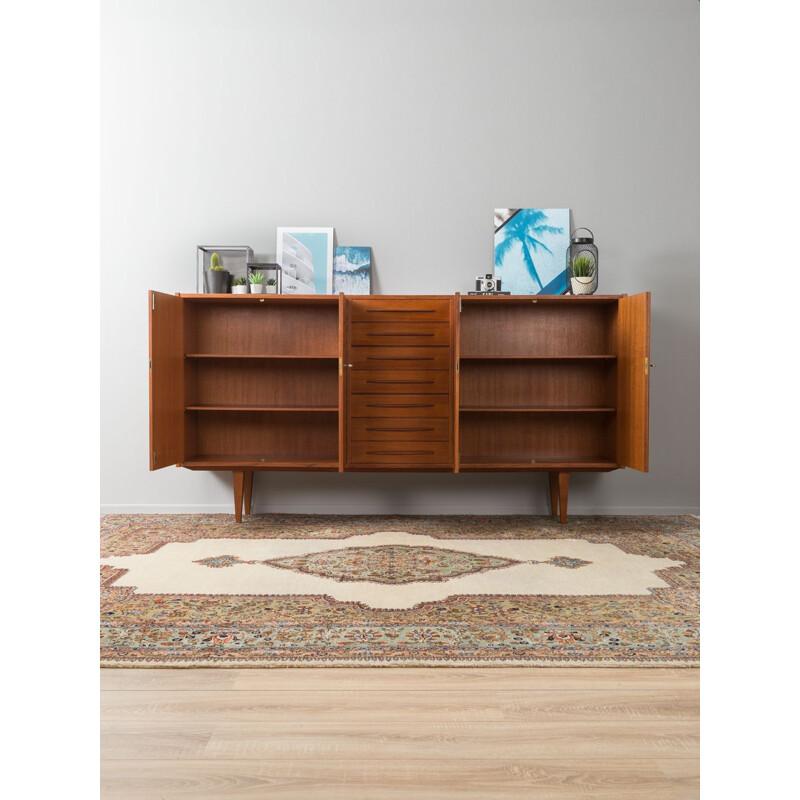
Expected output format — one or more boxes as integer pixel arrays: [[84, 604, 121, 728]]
[[275, 227, 334, 295], [196, 246, 254, 293], [494, 209, 570, 295], [333, 246, 371, 294]]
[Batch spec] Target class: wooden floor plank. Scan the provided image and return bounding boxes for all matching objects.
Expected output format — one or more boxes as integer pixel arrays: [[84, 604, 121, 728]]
[[100, 688, 699, 723], [99, 757, 699, 799], [100, 666, 698, 692], [101, 719, 698, 761]]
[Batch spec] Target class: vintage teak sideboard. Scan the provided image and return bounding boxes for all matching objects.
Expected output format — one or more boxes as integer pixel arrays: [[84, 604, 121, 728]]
[[149, 292, 650, 523]]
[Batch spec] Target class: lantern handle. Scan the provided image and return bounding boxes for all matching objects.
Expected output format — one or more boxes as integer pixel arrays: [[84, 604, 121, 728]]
[[571, 227, 594, 240]]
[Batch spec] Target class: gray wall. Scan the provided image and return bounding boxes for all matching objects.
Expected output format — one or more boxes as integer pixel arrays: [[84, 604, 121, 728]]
[[101, 0, 699, 514]]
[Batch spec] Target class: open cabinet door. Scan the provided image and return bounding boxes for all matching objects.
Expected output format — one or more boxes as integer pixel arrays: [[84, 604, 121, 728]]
[[616, 292, 651, 472], [149, 291, 184, 470]]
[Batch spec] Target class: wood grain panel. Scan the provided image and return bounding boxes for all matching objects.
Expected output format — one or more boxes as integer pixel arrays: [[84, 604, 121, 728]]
[[459, 412, 616, 464], [101, 689, 698, 723], [185, 410, 339, 462], [149, 291, 184, 469], [349, 346, 451, 370], [349, 297, 451, 322], [617, 292, 651, 471], [185, 301, 339, 356], [459, 360, 616, 408], [350, 322, 451, 347], [186, 359, 338, 408], [350, 395, 451, 418], [460, 303, 615, 357], [100, 759, 698, 799], [349, 370, 450, 395]]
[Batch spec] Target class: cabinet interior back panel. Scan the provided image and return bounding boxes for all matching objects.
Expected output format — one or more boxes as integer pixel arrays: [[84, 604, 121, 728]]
[[459, 361, 616, 408], [185, 303, 339, 356], [460, 304, 617, 357], [186, 360, 338, 407]]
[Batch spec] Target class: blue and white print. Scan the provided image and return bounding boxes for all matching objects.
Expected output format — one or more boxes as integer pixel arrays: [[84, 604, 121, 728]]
[[494, 208, 570, 295], [333, 246, 371, 294]]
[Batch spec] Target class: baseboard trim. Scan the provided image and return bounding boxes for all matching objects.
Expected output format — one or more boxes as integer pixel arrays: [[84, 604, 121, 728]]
[[101, 503, 701, 516]]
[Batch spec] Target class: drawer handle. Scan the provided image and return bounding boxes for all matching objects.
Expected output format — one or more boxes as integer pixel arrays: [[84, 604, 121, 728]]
[[365, 450, 435, 455], [366, 332, 435, 337], [366, 403, 434, 408], [366, 309, 436, 314], [366, 427, 434, 432], [366, 379, 435, 384], [366, 356, 435, 361]]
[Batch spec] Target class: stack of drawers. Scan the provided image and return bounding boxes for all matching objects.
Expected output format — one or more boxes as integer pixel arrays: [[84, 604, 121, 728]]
[[346, 298, 454, 469]]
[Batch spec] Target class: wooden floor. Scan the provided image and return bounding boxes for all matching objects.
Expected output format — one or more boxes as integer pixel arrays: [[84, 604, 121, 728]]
[[100, 667, 699, 799]]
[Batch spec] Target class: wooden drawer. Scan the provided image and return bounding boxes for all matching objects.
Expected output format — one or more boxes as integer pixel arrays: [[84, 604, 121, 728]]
[[349, 346, 451, 371], [350, 417, 450, 442], [349, 298, 451, 323], [349, 440, 451, 466], [350, 322, 451, 347], [349, 370, 450, 395], [350, 395, 451, 418]]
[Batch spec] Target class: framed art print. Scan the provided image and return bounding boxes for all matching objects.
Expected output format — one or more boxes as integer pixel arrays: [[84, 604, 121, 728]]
[[494, 209, 570, 294], [275, 227, 334, 294], [333, 246, 371, 294]]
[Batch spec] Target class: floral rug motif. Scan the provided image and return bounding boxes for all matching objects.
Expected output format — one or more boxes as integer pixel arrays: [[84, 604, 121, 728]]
[[100, 514, 699, 668]]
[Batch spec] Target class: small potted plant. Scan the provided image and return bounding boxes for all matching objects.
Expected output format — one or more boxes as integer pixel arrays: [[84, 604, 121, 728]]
[[569, 254, 596, 295], [249, 270, 265, 294], [231, 275, 249, 294], [264, 276, 278, 294], [206, 252, 230, 294]]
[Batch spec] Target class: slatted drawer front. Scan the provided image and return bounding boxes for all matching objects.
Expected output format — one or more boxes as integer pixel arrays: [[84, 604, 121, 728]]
[[349, 346, 451, 371], [350, 394, 451, 418], [351, 417, 450, 442], [350, 322, 451, 347], [349, 298, 451, 323], [349, 441, 451, 466], [349, 370, 450, 395]]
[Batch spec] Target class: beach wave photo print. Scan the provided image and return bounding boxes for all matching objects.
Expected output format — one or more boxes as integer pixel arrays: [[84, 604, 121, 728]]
[[494, 208, 570, 295], [333, 246, 371, 294]]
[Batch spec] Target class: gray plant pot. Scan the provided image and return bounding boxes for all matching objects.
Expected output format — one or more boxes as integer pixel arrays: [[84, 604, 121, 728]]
[[206, 270, 230, 294]]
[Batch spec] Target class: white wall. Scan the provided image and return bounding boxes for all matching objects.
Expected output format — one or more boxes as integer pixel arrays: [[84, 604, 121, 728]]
[[101, 0, 699, 514]]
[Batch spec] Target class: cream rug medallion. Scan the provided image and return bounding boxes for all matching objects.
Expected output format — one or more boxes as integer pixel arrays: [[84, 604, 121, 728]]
[[100, 515, 699, 667]]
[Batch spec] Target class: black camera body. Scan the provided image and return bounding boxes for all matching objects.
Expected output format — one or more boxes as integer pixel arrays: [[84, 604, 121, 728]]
[[475, 274, 502, 292]]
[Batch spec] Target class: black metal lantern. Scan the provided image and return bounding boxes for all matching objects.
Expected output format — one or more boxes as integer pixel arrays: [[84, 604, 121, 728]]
[[566, 228, 598, 295]]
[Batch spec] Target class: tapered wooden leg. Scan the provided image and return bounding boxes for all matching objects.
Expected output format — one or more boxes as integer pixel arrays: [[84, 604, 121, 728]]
[[243, 470, 254, 515], [557, 471, 570, 525], [548, 472, 559, 517], [232, 470, 244, 523]]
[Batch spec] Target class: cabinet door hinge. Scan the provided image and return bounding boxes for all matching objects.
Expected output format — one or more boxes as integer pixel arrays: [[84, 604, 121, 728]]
[[456, 359, 460, 373], [152, 294, 156, 311], [153, 451, 157, 469], [458, 297, 462, 312], [149, 359, 152, 372], [644, 356, 649, 376]]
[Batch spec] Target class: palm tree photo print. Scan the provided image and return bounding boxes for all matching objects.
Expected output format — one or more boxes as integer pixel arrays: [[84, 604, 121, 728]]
[[494, 208, 570, 294]]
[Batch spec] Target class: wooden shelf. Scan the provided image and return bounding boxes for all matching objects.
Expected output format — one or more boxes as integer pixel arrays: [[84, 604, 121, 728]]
[[180, 294, 340, 304], [185, 405, 338, 412], [182, 455, 339, 470], [460, 295, 622, 305], [459, 354, 616, 361], [460, 406, 615, 413], [459, 457, 618, 471], [185, 354, 338, 360]]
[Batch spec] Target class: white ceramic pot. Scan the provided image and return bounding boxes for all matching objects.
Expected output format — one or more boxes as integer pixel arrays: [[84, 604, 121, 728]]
[[571, 276, 595, 295], [232, 285, 249, 294], [265, 284, 278, 294], [249, 283, 264, 294]]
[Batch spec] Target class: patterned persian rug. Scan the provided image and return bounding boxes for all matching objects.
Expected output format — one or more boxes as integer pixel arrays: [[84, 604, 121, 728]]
[[100, 515, 699, 668]]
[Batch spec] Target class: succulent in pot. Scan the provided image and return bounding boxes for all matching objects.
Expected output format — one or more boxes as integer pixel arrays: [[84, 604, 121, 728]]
[[249, 270, 265, 294], [206, 252, 230, 293], [231, 275, 249, 295], [569, 254, 596, 295], [264, 277, 278, 294]]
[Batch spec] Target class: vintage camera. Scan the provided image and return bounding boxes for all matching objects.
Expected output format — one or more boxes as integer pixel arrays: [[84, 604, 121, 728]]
[[475, 274, 502, 292]]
